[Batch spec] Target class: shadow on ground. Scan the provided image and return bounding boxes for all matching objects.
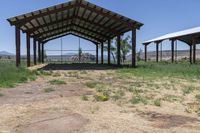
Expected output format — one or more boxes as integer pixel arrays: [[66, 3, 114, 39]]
[[39, 63, 122, 71]]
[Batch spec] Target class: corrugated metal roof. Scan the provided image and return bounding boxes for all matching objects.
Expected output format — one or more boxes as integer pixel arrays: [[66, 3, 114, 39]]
[[143, 27, 200, 44]]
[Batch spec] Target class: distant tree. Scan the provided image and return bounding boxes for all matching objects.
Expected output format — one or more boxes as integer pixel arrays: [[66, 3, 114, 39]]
[[78, 47, 82, 62], [137, 48, 143, 61], [114, 35, 132, 63], [120, 35, 131, 63], [104, 40, 116, 63]]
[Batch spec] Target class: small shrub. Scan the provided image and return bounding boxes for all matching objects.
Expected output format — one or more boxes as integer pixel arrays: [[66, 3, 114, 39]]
[[18, 76, 28, 83], [49, 80, 66, 85], [195, 94, 200, 102], [36, 70, 53, 76], [24, 91, 33, 94], [128, 87, 143, 94], [130, 95, 148, 105], [162, 94, 181, 102], [85, 81, 99, 88], [68, 71, 79, 77], [81, 95, 89, 101], [80, 70, 87, 74], [0, 93, 4, 97], [44, 88, 55, 93], [154, 99, 161, 106], [182, 86, 194, 95], [94, 93, 109, 102], [52, 72, 61, 77], [112, 90, 125, 101]]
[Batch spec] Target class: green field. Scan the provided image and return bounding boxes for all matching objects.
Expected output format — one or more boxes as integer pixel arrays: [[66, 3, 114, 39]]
[[118, 61, 200, 79], [0, 60, 200, 88]]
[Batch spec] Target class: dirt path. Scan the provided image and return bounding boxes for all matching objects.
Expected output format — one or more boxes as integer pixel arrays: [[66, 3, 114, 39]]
[[0, 68, 200, 133]]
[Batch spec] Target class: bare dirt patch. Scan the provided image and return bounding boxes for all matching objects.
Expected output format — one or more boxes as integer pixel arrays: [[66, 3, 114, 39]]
[[0, 77, 93, 105], [15, 113, 89, 133], [139, 111, 200, 129]]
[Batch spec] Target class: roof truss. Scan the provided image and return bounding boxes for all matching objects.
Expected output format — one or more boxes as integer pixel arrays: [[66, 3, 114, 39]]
[[8, 0, 143, 43]]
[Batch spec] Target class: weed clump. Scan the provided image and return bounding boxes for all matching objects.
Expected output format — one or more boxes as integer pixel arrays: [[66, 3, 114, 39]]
[[182, 86, 194, 95], [81, 95, 89, 101], [112, 90, 125, 101], [49, 79, 66, 85], [154, 99, 161, 106], [0, 93, 4, 97], [44, 88, 55, 93], [94, 92, 109, 102], [85, 81, 99, 88], [195, 94, 200, 102], [130, 95, 148, 105]]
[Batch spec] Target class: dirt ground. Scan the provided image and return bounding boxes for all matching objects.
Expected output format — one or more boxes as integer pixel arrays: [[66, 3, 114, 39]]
[[0, 64, 200, 133]]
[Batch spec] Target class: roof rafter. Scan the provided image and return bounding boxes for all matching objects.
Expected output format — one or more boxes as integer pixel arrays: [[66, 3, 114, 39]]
[[79, 4, 138, 29], [33, 23, 109, 40], [43, 32, 98, 44], [39, 28, 103, 42], [8, 2, 78, 26]]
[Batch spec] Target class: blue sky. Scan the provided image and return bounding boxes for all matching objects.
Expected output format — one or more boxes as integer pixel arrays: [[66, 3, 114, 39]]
[[0, 0, 200, 55]]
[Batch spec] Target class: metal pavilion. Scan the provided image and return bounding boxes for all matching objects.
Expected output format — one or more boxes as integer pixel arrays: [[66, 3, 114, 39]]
[[7, 0, 143, 67]]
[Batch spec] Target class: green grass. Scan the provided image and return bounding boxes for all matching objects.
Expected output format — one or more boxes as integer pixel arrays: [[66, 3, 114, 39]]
[[0, 61, 36, 88], [117, 61, 200, 79], [49, 79, 66, 85]]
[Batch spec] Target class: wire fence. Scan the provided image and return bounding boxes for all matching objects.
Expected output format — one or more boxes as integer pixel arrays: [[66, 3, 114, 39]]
[[45, 49, 97, 64]]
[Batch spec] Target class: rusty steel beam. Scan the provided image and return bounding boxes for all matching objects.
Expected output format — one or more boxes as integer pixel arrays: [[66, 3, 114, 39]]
[[144, 44, 147, 62], [38, 41, 41, 63], [190, 45, 192, 64], [193, 41, 196, 64], [33, 38, 37, 65], [42, 43, 44, 63], [108, 39, 111, 65], [15, 27, 21, 67], [26, 34, 31, 67], [132, 29, 136, 67], [34, 24, 108, 40], [101, 42, 104, 64], [43, 33, 70, 44], [42, 32, 98, 45], [40, 28, 103, 42], [171, 40, 175, 63], [156, 42, 159, 62], [96, 43, 99, 64], [117, 35, 121, 66]]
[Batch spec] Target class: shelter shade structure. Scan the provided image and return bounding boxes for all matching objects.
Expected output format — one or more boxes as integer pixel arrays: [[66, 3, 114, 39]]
[[7, 0, 143, 67], [143, 27, 200, 64]]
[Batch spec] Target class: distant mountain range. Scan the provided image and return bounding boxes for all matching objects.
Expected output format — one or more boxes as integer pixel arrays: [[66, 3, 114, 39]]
[[0, 51, 14, 56]]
